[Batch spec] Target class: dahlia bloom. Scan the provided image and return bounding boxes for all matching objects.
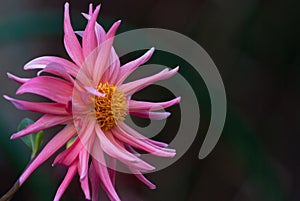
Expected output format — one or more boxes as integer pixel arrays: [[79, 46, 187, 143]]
[[4, 3, 180, 201]]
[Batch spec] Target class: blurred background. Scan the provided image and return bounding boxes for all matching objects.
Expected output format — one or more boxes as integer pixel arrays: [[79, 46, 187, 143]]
[[0, 0, 299, 201]]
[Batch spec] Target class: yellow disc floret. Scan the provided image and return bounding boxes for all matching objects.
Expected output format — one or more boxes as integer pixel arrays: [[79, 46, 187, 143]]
[[94, 83, 127, 131]]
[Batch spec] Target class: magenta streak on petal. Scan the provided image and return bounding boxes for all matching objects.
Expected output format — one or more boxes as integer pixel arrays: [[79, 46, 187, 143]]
[[92, 140, 121, 201], [129, 97, 181, 111], [54, 162, 77, 201], [19, 125, 76, 185], [116, 47, 155, 86], [120, 66, 179, 96], [4, 95, 69, 115], [64, 3, 84, 67], [7, 72, 30, 84], [130, 111, 171, 120], [11, 114, 72, 139], [24, 56, 79, 77], [38, 63, 74, 84], [16, 76, 73, 104]]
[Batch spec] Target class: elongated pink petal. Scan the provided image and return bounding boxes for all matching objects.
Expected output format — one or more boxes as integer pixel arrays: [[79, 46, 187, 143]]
[[125, 144, 141, 157], [101, 48, 121, 84], [38, 63, 74, 83], [82, 5, 100, 62], [79, 173, 91, 200], [7, 72, 29, 84], [116, 48, 155, 85], [144, 139, 168, 148], [106, 131, 155, 172], [53, 138, 82, 166], [16, 76, 73, 104], [93, 20, 121, 84], [19, 125, 76, 185], [11, 114, 72, 139], [78, 148, 90, 179], [95, 125, 136, 162], [81, 13, 106, 45], [4, 95, 69, 115], [120, 66, 179, 96], [129, 97, 181, 111], [24, 56, 79, 77], [129, 167, 156, 189], [113, 123, 176, 158], [92, 141, 121, 201], [107, 156, 116, 186], [130, 111, 171, 120], [84, 86, 105, 97], [64, 3, 84, 67], [89, 163, 99, 201], [54, 162, 77, 201]]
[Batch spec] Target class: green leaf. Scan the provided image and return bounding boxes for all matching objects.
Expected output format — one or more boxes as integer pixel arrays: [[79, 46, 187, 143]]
[[17, 118, 44, 159]]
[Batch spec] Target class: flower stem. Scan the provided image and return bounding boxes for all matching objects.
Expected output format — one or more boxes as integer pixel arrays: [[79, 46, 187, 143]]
[[0, 180, 21, 201]]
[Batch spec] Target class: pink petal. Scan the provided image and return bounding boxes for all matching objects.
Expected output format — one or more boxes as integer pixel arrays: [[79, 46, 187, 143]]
[[130, 111, 171, 120], [84, 86, 105, 97], [79, 173, 91, 200], [19, 124, 76, 185], [144, 139, 168, 148], [4, 95, 69, 115], [93, 20, 121, 84], [24, 56, 79, 77], [106, 131, 155, 172], [11, 114, 72, 139], [116, 48, 155, 85], [81, 13, 106, 45], [7, 72, 29, 84], [100, 48, 121, 84], [53, 138, 83, 166], [54, 162, 77, 201], [129, 97, 181, 111], [89, 162, 99, 201], [95, 125, 136, 162], [37, 62, 74, 83], [120, 66, 179, 96], [129, 167, 156, 189], [92, 142, 121, 201], [82, 5, 100, 63], [78, 148, 90, 180], [107, 156, 116, 186], [125, 144, 141, 157], [16, 76, 73, 104], [64, 3, 84, 67], [113, 123, 176, 158]]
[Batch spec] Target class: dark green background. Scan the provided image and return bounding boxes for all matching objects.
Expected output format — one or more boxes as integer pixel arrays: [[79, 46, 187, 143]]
[[0, 0, 299, 201]]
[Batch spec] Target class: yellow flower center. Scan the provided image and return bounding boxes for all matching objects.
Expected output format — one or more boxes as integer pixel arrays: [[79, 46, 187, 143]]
[[94, 83, 127, 131]]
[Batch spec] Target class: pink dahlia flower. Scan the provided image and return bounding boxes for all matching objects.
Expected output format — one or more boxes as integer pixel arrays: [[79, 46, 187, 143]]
[[4, 3, 180, 201]]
